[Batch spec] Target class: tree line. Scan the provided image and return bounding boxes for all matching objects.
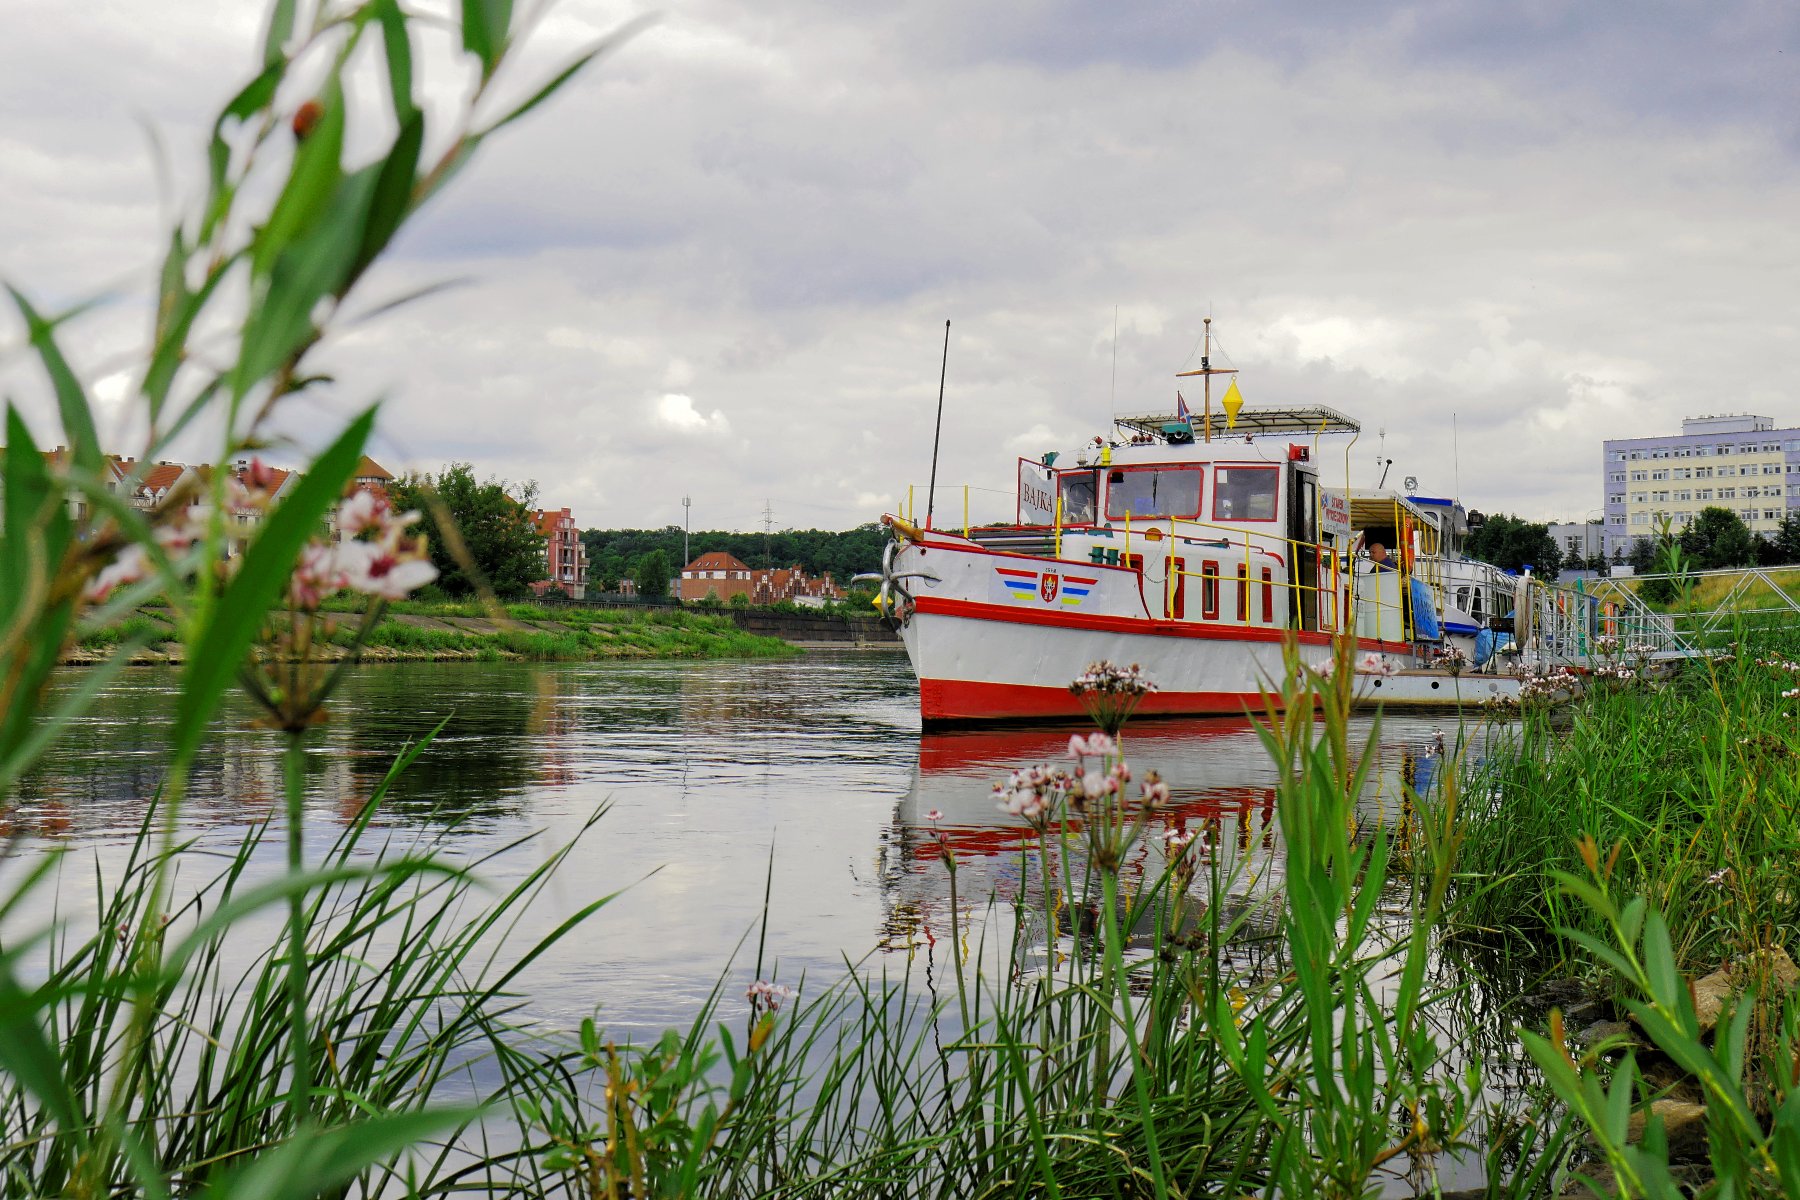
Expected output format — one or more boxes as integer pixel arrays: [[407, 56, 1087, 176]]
[[1463, 506, 1800, 585], [582, 524, 889, 594]]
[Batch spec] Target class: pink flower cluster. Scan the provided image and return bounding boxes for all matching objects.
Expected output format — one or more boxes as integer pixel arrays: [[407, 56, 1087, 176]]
[[83, 464, 436, 609], [993, 764, 1066, 821], [1069, 661, 1156, 697], [1356, 652, 1401, 677], [745, 980, 793, 1012], [290, 490, 436, 608]]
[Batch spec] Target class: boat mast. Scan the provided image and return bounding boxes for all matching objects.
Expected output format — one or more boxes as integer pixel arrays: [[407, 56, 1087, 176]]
[[1203, 317, 1211, 444], [1174, 315, 1237, 444]]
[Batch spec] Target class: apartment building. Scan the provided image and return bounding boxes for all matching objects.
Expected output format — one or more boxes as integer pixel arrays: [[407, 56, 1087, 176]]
[[1602, 414, 1800, 557], [529, 507, 589, 599]]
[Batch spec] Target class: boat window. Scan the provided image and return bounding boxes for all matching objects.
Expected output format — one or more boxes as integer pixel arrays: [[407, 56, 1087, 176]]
[[1213, 466, 1279, 522], [1058, 470, 1098, 525], [1105, 466, 1202, 521]]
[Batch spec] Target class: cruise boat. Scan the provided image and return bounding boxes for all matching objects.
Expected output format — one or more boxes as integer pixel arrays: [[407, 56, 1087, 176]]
[[876, 398, 1531, 725]]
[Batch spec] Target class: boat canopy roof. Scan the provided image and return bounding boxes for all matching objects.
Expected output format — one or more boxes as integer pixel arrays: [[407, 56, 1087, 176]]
[[1324, 488, 1448, 553], [1113, 404, 1360, 442]]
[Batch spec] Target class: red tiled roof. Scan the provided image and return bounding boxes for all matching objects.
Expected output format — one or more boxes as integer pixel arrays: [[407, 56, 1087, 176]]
[[531, 507, 574, 537], [685, 551, 750, 572], [141, 463, 186, 492]]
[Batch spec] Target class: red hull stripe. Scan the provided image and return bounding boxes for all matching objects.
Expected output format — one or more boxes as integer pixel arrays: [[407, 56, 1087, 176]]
[[922, 678, 1277, 723], [913, 594, 1410, 654]]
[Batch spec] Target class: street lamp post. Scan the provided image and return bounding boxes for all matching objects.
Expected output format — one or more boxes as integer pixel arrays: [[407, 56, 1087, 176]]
[[682, 495, 691, 570]]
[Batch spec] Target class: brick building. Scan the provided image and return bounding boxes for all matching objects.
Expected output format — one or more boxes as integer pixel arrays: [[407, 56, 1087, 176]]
[[530, 507, 589, 599]]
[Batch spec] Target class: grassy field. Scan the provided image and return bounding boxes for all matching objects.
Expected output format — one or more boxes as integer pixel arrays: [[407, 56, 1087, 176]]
[[72, 603, 798, 664]]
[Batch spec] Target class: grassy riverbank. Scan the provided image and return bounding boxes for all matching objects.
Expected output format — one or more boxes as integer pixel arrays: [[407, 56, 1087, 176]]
[[1457, 629, 1800, 975], [69, 603, 798, 665]]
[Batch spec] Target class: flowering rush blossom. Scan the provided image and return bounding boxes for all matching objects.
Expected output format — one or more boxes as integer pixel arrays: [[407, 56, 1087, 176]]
[[83, 463, 437, 608], [745, 980, 793, 1012], [1066, 732, 1117, 760], [1070, 661, 1157, 733], [292, 488, 436, 608]]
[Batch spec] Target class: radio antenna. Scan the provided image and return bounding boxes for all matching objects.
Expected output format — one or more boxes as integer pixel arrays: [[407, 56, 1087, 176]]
[[925, 320, 950, 529]]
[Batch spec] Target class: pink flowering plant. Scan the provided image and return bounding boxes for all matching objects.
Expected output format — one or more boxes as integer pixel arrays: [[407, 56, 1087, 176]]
[[0, 1, 643, 1193]]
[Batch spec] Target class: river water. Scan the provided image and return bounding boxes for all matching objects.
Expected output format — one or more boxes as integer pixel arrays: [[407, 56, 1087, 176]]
[[11, 651, 1464, 1042]]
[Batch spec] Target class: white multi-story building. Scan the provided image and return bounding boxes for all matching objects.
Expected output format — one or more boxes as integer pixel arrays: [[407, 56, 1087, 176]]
[[1602, 414, 1800, 557]]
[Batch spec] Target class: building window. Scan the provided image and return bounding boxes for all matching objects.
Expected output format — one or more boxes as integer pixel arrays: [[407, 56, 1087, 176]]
[[1698, 489, 1714, 500], [1609, 451, 1626, 462], [1718, 445, 1735, 456], [1765, 464, 1783, 475], [1610, 472, 1626, 483], [1720, 488, 1737, 499], [1630, 471, 1647, 482], [1763, 443, 1781, 452], [1609, 515, 1625, 525], [1766, 509, 1782, 521], [1696, 467, 1713, 479], [1652, 449, 1670, 460], [1631, 492, 1647, 503], [1673, 468, 1691, 479], [1609, 493, 1625, 504], [1630, 513, 1649, 525], [1674, 490, 1691, 501], [1630, 451, 1644, 460], [1651, 469, 1668, 480]]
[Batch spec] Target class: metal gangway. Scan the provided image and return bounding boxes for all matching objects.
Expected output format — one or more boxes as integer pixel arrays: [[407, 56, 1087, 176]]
[[1506, 565, 1800, 671]]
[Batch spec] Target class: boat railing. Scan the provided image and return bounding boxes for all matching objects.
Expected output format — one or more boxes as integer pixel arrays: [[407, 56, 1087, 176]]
[[896, 483, 1019, 538], [1112, 513, 1413, 641]]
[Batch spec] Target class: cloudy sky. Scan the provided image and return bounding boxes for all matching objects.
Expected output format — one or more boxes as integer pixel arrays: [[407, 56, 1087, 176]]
[[4, 0, 1799, 532]]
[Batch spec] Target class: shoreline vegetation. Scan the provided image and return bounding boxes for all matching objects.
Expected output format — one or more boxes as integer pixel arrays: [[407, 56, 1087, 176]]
[[66, 602, 802, 665]]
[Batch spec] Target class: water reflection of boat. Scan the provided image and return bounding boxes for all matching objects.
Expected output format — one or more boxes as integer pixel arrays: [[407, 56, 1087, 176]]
[[878, 716, 1456, 954]]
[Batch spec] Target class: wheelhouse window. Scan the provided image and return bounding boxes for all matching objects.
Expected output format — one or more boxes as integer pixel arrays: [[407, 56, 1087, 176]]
[[1059, 470, 1099, 525], [1105, 466, 1202, 521], [1213, 466, 1279, 522]]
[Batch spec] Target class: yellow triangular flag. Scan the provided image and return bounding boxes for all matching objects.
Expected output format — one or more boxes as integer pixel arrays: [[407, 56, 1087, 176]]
[[1221, 378, 1245, 428]]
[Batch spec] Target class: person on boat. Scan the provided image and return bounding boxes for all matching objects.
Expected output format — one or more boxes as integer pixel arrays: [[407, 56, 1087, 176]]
[[1367, 542, 1397, 571]]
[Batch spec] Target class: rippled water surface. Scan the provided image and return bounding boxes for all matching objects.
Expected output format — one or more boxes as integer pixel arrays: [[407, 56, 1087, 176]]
[[15, 652, 1462, 1039]]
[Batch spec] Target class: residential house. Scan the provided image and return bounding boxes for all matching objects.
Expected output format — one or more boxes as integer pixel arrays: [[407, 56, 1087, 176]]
[[679, 551, 754, 602], [678, 551, 844, 606]]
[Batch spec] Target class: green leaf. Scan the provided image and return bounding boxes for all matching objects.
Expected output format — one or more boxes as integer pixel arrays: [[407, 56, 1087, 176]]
[[251, 77, 346, 284], [481, 17, 654, 135], [143, 253, 236, 420], [351, 110, 424, 284], [460, 0, 513, 78], [372, 0, 417, 122], [0, 957, 88, 1150], [201, 62, 285, 244], [200, 1108, 482, 1200], [262, 0, 296, 68], [6, 287, 101, 474], [0, 407, 76, 784], [169, 407, 374, 774]]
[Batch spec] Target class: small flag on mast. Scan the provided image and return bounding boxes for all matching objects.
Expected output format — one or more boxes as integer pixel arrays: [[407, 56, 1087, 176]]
[[1221, 379, 1245, 429], [1175, 391, 1191, 421]]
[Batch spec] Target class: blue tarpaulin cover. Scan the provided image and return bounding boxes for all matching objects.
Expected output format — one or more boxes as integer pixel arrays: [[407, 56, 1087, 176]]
[[1410, 577, 1442, 640]]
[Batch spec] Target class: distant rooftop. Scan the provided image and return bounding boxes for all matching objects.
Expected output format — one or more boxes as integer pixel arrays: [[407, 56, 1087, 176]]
[[1680, 413, 1773, 435]]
